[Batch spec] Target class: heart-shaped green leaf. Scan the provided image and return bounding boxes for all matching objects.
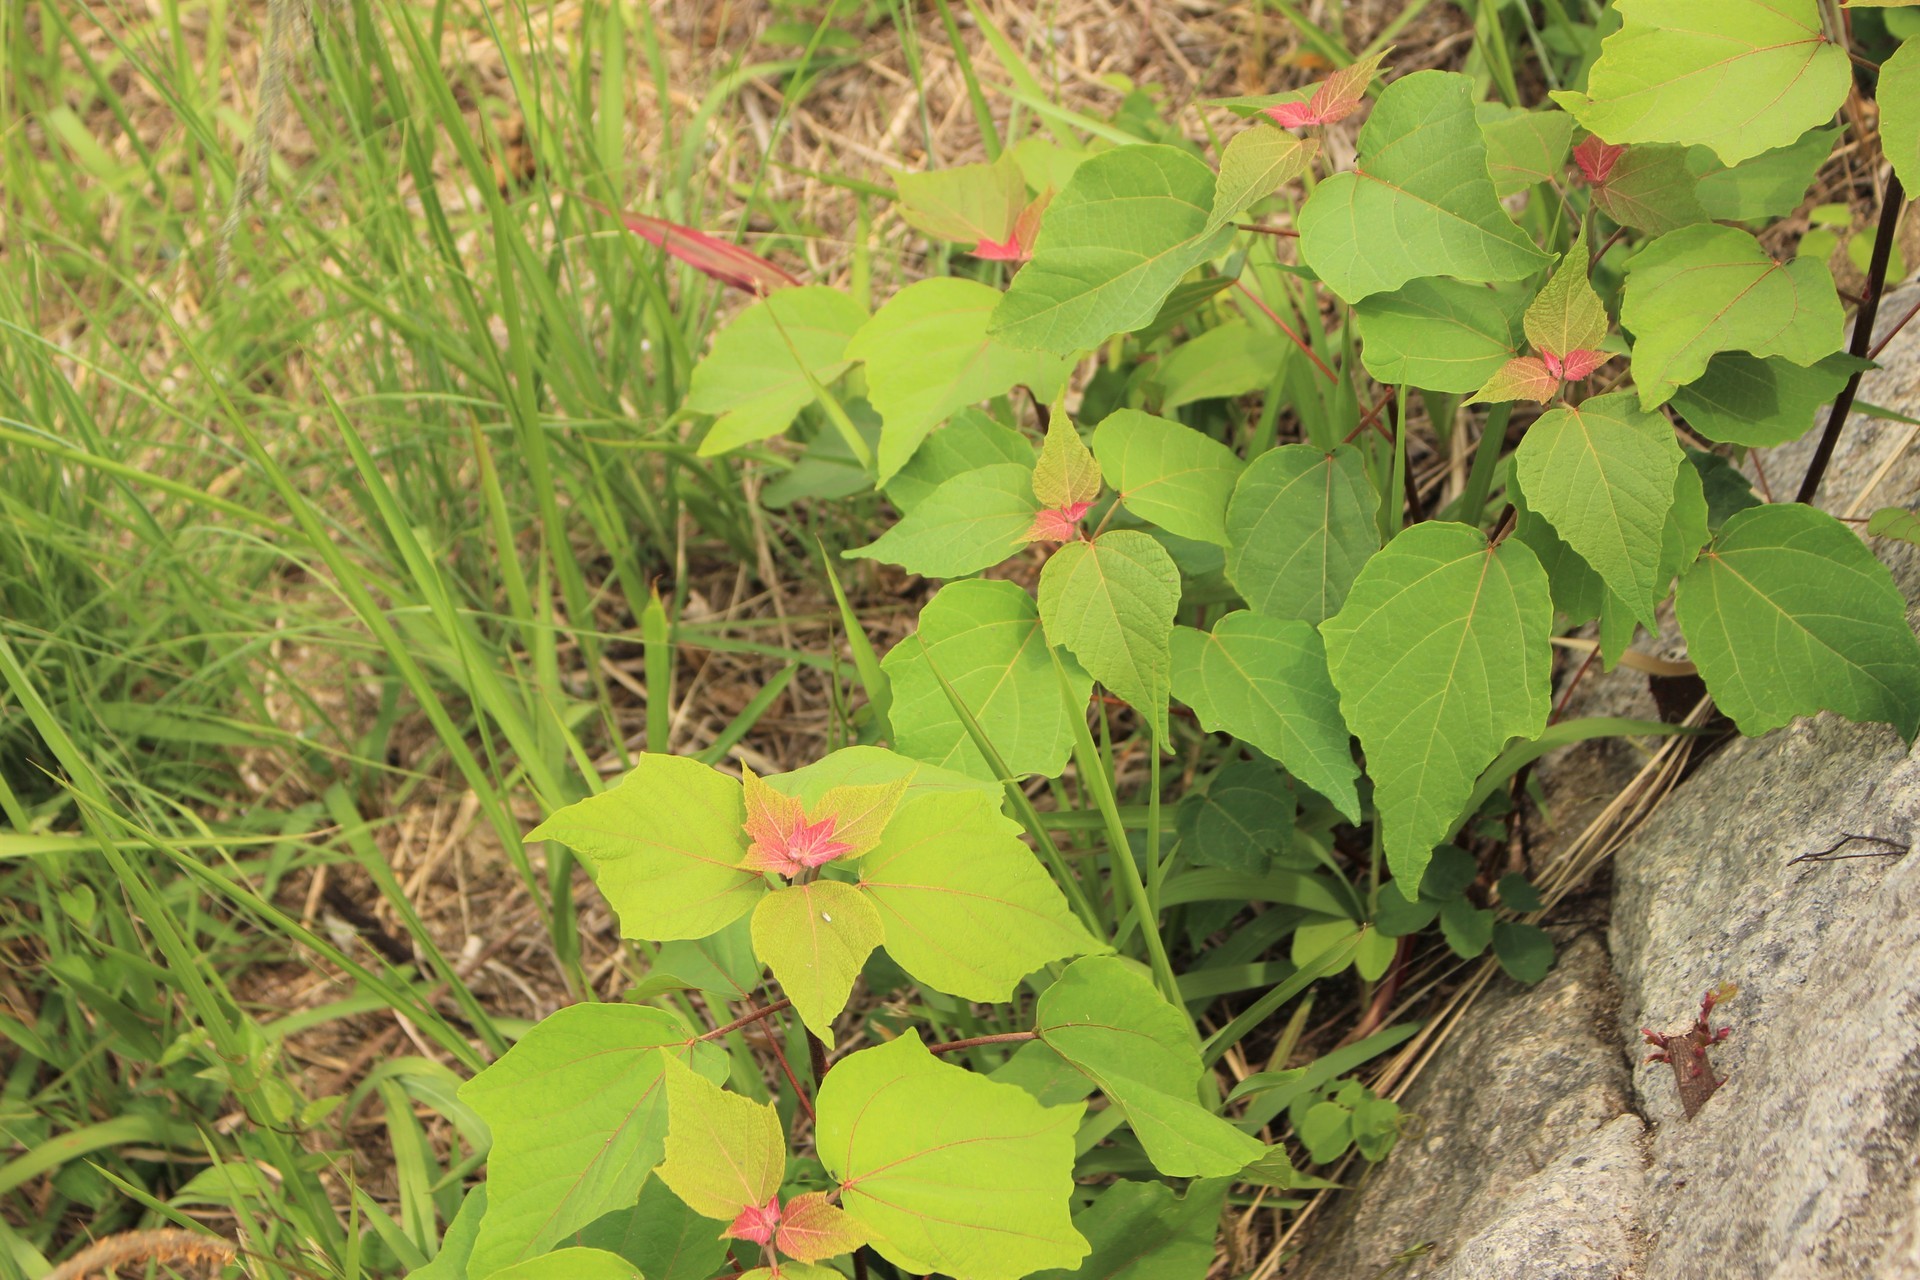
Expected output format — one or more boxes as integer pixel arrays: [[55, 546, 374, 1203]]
[[1090, 409, 1244, 547], [529, 754, 761, 942], [685, 287, 869, 455], [1675, 504, 1920, 740], [991, 145, 1231, 355], [1169, 612, 1359, 821], [847, 279, 1071, 483], [1036, 957, 1266, 1177], [752, 881, 883, 1045], [1038, 530, 1182, 740], [857, 790, 1103, 1000], [1621, 224, 1843, 408], [881, 579, 1093, 781], [1513, 392, 1683, 628], [1223, 444, 1379, 623], [460, 1006, 726, 1276], [1297, 70, 1549, 302], [1354, 278, 1527, 394], [817, 1033, 1089, 1280], [1321, 523, 1553, 883], [656, 1054, 786, 1222], [847, 462, 1037, 578], [1550, 0, 1849, 166]]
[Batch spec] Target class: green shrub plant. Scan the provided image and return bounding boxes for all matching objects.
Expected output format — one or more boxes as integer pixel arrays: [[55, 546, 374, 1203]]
[[429, 5, 1920, 1277]]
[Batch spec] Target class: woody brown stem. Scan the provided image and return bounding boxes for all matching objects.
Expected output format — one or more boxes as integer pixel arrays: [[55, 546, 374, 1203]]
[[924, 1030, 1040, 1055], [1796, 173, 1905, 505], [700, 998, 793, 1041]]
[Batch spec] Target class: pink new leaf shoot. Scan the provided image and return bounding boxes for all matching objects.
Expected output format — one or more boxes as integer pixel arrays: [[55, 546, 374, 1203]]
[[1262, 48, 1389, 130], [727, 1195, 782, 1247]]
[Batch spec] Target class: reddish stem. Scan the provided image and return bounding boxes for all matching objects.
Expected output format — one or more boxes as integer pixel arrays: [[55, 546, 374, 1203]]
[[1235, 279, 1341, 384], [924, 1030, 1040, 1055], [699, 998, 793, 1041]]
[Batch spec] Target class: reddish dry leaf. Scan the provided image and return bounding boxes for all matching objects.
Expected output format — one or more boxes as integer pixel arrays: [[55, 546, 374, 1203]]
[[582, 197, 801, 295]]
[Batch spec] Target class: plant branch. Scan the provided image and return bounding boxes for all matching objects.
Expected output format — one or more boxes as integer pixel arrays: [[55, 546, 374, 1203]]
[[1236, 279, 1341, 383], [699, 998, 793, 1041], [925, 1030, 1041, 1055], [1796, 173, 1904, 505]]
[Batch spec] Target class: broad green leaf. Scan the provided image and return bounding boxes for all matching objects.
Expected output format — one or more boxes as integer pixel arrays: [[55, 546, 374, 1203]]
[[1549, 0, 1850, 166], [895, 154, 1025, 245], [1037, 531, 1181, 739], [770, 745, 998, 804], [881, 579, 1092, 781], [1588, 143, 1709, 235], [847, 280, 1070, 483], [1013, 136, 1091, 195], [1883, 38, 1920, 194], [1223, 444, 1380, 623], [1090, 409, 1243, 546], [1524, 226, 1607, 360], [1674, 504, 1920, 740], [411, 1185, 485, 1280], [859, 790, 1103, 1000], [656, 1055, 785, 1221], [991, 145, 1231, 355], [1174, 760, 1296, 874], [1513, 482, 1611, 636], [1692, 127, 1839, 221], [1150, 319, 1290, 411], [740, 1267, 842, 1280], [1867, 506, 1920, 548], [1493, 921, 1556, 984], [1353, 278, 1527, 394], [1030, 1178, 1227, 1280], [642, 916, 761, 1003], [575, 1178, 730, 1280], [1688, 450, 1762, 532], [1622, 224, 1844, 408], [461, 1006, 725, 1276], [529, 755, 761, 942], [488, 1249, 641, 1280], [1477, 104, 1575, 198], [685, 287, 869, 455], [752, 882, 883, 1045], [1667, 351, 1863, 447], [1321, 523, 1553, 883], [1296, 71, 1550, 303], [816, 1032, 1088, 1279], [882, 409, 1035, 513], [1169, 612, 1360, 821], [1032, 415, 1103, 510], [1207, 128, 1317, 235], [1038, 957, 1266, 1177], [847, 462, 1036, 577], [1513, 392, 1683, 627]]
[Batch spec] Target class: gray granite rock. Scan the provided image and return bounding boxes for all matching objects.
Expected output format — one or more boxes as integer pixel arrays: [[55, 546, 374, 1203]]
[[1292, 293, 1920, 1279], [1289, 934, 1638, 1279]]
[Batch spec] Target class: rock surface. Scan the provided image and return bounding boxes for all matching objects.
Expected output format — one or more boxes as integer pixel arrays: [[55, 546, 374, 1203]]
[[1288, 289, 1920, 1279]]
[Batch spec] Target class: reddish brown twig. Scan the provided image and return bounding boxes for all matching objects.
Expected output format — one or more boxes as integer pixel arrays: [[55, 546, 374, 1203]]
[[924, 1030, 1040, 1055]]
